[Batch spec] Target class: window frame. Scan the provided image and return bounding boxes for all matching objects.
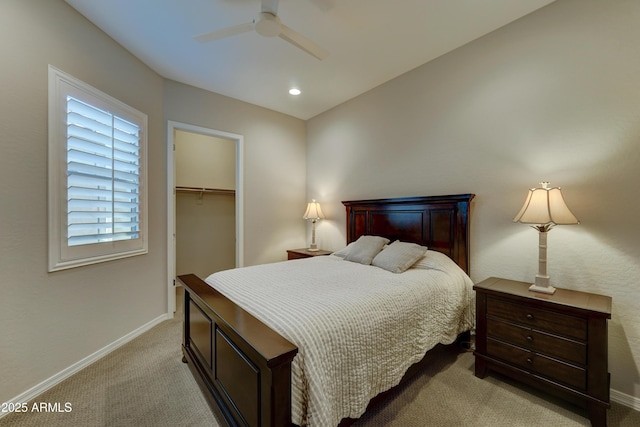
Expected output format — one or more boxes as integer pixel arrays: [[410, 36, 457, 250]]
[[48, 66, 148, 272]]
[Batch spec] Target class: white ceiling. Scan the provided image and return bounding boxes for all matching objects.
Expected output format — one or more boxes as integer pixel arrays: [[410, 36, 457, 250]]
[[65, 0, 555, 120]]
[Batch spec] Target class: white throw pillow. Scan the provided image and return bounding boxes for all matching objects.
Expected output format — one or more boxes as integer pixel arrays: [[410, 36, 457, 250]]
[[344, 235, 390, 265], [331, 242, 354, 258], [372, 241, 428, 273]]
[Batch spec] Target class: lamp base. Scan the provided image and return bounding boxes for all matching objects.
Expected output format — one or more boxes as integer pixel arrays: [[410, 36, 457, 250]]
[[528, 284, 556, 294], [307, 247, 319, 252]]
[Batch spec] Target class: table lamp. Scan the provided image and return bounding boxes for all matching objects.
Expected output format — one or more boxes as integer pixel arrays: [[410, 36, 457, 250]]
[[303, 199, 324, 251], [513, 182, 580, 294]]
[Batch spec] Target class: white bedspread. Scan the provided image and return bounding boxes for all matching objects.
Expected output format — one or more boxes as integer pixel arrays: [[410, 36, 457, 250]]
[[205, 252, 475, 427]]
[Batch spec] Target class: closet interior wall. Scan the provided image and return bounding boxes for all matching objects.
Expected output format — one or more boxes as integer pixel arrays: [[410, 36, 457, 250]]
[[175, 130, 236, 279]]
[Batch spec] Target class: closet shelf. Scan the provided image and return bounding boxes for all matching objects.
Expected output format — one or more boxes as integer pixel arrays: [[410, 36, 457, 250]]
[[176, 186, 235, 196]]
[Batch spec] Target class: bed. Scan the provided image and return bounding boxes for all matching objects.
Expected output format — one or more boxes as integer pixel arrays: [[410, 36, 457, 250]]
[[179, 194, 475, 427]]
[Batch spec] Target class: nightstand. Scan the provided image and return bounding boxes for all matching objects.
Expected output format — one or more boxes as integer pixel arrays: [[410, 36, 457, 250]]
[[286, 248, 332, 260], [473, 277, 611, 427]]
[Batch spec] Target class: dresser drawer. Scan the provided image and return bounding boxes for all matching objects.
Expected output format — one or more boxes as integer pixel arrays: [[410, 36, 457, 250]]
[[487, 338, 586, 390], [487, 318, 586, 366], [487, 297, 587, 340]]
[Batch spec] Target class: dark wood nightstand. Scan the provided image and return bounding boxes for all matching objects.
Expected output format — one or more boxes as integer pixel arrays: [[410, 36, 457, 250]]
[[473, 277, 611, 427], [286, 248, 332, 260]]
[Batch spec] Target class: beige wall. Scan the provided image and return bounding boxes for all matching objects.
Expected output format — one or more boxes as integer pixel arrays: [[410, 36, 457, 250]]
[[307, 0, 640, 400], [164, 80, 307, 266], [0, 0, 166, 403], [176, 192, 236, 278], [175, 131, 236, 190]]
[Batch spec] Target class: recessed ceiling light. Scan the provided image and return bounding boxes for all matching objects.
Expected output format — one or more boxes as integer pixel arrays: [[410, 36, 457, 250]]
[[289, 88, 301, 96]]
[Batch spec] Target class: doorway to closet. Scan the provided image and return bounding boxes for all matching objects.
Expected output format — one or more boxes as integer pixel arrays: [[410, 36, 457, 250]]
[[167, 121, 244, 314]]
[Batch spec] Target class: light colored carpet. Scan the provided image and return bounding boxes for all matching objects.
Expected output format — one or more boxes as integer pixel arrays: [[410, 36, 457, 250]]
[[0, 314, 216, 427], [353, 344, 640, 427], [2, 290, 638, 427]]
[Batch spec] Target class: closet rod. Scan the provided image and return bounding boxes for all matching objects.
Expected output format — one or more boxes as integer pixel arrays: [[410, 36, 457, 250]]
[[176, 186, 235, 195]]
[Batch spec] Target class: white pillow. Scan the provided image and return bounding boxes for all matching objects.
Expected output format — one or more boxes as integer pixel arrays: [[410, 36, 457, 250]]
[[331, 242, 354, 258], [372, 241, 428, 273], [413, 249, 459, 272], [344, 235, 390, 265]]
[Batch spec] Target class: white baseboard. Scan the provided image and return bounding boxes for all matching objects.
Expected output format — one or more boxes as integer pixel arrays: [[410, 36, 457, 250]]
[[0, 313, 170, 419], [611, 388, 640, 411]]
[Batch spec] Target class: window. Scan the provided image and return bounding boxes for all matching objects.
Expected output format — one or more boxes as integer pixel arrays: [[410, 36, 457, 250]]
[[48, 66, 147, 271]]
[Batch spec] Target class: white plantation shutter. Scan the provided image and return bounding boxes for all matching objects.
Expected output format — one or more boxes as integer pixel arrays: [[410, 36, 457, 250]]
[[49, 66, 147, 271], [66, 97, 141, 246]]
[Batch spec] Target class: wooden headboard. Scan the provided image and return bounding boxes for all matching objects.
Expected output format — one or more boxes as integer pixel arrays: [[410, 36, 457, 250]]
[[342, 194, 475, 273]]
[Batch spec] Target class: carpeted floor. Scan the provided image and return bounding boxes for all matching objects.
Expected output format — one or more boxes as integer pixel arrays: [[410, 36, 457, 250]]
[[0, 314, 216, 427], [2, 289, 639, 427], [352, 343, 640, 427]]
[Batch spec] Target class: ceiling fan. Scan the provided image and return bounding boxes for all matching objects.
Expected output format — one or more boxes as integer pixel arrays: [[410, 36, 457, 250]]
[[194, 0, 329, 60]]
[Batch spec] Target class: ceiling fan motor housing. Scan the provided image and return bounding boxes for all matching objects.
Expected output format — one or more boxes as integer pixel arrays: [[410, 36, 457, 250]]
[[255, 12, 281, 37]]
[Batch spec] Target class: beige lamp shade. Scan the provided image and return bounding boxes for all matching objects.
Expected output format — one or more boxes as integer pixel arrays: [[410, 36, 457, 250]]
[[513, 182, 579, 226], [303, 199, 325, 221]]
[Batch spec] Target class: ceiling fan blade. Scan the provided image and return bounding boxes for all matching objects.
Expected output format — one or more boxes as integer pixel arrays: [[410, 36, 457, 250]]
[[261, 0, 280, 15], [279, 24, 328, 60], [194, 22, 254, 43]]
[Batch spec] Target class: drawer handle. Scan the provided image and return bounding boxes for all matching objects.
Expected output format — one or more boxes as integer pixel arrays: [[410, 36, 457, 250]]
[[526, 335, 533, 342], [526, 357, 533, 364], [526, 314, 534, 321]]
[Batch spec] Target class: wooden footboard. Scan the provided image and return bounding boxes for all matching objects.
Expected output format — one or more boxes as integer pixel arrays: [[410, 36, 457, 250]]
[[178, 274, 298, 427]]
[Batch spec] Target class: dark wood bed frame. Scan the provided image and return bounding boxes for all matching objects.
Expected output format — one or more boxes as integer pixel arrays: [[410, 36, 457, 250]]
[[178, 194, 475, 427]]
